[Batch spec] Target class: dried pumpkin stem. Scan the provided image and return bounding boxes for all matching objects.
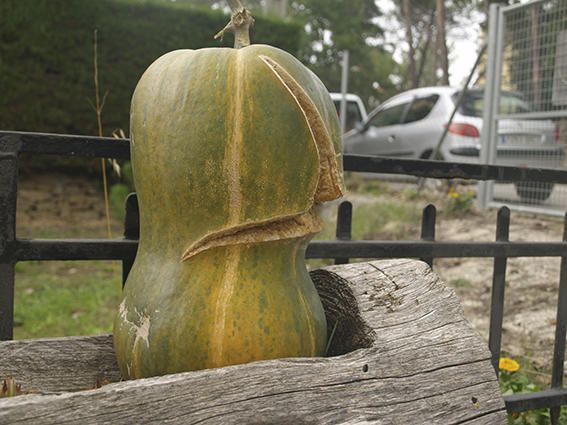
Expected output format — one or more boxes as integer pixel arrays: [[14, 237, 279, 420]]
[[215, 0, 254, 49]]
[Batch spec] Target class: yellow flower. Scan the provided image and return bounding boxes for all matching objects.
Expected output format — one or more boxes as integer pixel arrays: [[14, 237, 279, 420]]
[[448, 191, 460, 199], [499, 357, 520, 372]]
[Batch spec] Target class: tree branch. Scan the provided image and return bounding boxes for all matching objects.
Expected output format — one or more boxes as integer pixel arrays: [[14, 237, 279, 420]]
[[415, 8, 436, 87]]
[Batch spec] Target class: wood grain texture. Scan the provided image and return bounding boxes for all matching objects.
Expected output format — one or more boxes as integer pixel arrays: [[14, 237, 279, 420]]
[[0, 260, 507, 424], [0, 334, 120, 393]]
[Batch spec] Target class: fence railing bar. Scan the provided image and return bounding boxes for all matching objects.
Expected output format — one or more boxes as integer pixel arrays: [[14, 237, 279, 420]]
[[305, 240, 567, 259], [12, 239, 138, 261], [501, 0, 552, 14], [343, 154, 567, 184], [3, 131, 567, 184], [9, 239, 567, 262], [0, 150, 18, 341], [488, 207, 510, 375], [505, 388, 567, 413], [420, 204, 436, 269], [550, 212, 567, 424], [0, 131, 130, 159], [334, 201, 352, 265], [496, 110, 567, 120]]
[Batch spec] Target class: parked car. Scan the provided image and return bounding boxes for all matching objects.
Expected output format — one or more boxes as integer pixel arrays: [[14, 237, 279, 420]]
[[343, 86, 564, 201], [330, 93, 368, 133]]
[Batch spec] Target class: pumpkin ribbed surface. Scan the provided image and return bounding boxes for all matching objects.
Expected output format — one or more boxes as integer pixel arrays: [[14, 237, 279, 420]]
[[113, 44, 343, 378]]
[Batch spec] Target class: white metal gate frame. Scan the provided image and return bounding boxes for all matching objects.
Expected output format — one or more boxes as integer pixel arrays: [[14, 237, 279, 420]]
[[478, 0, 567, 216]]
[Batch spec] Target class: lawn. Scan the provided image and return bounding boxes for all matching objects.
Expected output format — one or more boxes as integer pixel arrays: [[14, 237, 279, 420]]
[[14, 260, 122, 340]]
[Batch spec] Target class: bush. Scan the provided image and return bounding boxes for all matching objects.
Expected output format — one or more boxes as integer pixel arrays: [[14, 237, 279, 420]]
[[0, 0, 301, 135]]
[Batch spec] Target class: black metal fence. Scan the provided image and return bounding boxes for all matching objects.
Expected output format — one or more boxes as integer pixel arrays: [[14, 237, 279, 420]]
[[1, 131, 567, 421]]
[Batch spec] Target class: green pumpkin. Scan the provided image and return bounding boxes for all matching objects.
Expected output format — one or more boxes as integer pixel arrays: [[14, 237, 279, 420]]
[[113, 44, 344, 379]]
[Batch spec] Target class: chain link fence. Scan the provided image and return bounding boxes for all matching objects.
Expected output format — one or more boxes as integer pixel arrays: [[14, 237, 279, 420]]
[[479, 0, 567, 215]]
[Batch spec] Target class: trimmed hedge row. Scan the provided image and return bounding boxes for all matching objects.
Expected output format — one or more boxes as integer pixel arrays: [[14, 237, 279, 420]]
[[0, 0, 301, 135]]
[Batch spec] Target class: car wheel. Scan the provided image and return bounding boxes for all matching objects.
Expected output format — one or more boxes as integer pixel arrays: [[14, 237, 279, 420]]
[[514, 181, 554, 203]]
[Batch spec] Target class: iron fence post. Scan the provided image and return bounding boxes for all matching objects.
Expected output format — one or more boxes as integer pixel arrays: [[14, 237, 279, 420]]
[[0, 151, 18, 340], [334, 201, 352, 265], [488, 206, 510, 374], [122, 193, 139, 286], [550, 213, 567, 424], [420, 204, 436, 269]]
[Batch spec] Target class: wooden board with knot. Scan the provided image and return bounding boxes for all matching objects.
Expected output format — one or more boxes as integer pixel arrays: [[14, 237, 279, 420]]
[[0, 259, 507, 424]]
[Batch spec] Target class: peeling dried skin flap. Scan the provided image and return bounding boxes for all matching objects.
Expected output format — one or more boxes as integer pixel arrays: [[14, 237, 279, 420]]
[[182, 208, 323, 261], [259, 55, 343, 203], [181, 55, 342, 262]]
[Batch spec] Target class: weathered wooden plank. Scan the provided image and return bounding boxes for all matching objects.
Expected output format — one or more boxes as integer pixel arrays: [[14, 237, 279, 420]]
[[0, 260, 507, 424], [0, 334, 120, 393]]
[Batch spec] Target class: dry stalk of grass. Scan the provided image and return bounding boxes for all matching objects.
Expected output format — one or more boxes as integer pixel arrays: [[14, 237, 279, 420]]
[[91, 29, 112, 238]]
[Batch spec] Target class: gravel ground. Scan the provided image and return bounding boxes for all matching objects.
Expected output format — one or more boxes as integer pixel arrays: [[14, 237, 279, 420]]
[[435, 210, 564, 376]]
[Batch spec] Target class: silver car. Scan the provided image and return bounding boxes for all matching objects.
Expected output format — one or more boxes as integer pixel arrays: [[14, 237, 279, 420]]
[[330, 93, 368, 133], [344, 86, 564, 201]]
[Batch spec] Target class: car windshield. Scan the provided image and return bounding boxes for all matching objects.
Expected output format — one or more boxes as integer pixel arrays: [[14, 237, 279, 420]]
[[456, 91, 532, 117], [333, 100, 363, 131], [367, 101, 410, 128]]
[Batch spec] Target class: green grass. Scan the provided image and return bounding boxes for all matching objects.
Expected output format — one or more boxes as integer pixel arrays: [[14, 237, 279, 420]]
[[13, 260, 122, 340], [450, 278, 473, 289], [351, 201, 420, 240], [307, 197, 421, 270], [317, 200, 421, 242]]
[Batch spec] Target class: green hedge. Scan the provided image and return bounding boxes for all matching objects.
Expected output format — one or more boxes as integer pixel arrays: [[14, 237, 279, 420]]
[[0, 0, 301, 136]]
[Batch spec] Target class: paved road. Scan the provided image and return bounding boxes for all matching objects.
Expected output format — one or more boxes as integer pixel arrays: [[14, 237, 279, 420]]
[[492, 182, 567, 214]]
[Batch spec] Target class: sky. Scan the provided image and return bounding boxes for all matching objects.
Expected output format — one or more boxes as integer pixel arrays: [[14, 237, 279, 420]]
[[375, 0, 485, 87]]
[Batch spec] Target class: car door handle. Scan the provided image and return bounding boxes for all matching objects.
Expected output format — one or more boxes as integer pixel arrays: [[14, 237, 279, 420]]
[[387, 135, 396, 143]]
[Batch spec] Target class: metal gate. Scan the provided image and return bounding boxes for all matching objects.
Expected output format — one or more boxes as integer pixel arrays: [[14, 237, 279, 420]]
[[478, 0, 567, 215]]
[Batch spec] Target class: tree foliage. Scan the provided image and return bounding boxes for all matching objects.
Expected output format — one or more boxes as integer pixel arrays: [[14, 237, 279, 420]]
[[389, 0, 488, 89], [288, 0, 399, 107]]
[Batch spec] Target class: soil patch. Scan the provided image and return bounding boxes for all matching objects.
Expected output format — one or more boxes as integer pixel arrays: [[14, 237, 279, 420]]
[[16, 171, 123, 238]]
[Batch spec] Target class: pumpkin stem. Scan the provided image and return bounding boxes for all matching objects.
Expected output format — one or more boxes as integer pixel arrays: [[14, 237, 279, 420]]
[[215, 0, 254, 49]]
